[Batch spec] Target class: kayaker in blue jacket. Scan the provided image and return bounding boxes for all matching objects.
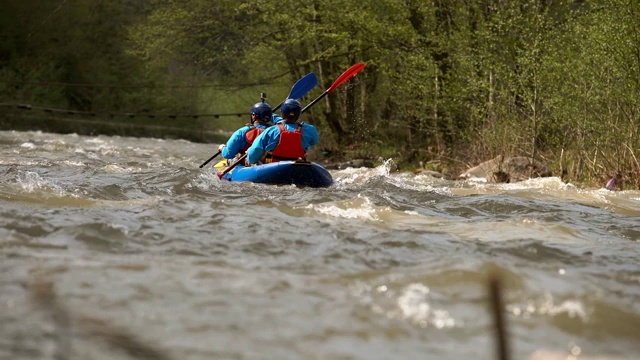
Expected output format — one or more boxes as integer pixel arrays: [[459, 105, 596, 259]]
[[218, 101, 284, 159], [246, 99, 319, 165]]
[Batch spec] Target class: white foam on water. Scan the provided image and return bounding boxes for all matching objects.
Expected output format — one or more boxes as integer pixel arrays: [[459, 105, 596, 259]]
[[301, 195, 385, 221], [352, 281, 457, 329], [129, 146, 154, 157], [102, 164, 142, 173], [84, 138, 106, 144], [16, 171, 62, 194], [192, 171, 225, 192], [332, 159, 395, 186], [389, 172, 453, 196], [397, 283, 432, 321], [332, 167, 376, 186], [466, 176, 488, 183], [63, 160, 86, 167], [508, 292, 588, 322]]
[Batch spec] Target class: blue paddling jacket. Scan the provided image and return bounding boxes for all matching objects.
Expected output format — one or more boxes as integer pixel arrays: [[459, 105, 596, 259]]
[[246, 121, 319, 165], [221, 114, 284, 159]]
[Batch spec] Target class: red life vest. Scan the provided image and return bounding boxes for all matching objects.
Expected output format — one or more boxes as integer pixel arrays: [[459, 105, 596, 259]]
[[243, 125, 264, 153], [265, 123, 306, 163]]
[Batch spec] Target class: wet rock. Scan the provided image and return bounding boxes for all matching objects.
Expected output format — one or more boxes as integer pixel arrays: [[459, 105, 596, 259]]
[[491, 170, 511, 183]]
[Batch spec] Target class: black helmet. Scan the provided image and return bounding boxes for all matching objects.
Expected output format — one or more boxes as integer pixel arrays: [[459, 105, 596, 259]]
[[249, 102, 272, 123], [281, 99, 301, 121]]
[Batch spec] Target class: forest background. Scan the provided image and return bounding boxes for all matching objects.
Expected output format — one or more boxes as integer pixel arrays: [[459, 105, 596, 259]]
[[1, 0, 638, 188]]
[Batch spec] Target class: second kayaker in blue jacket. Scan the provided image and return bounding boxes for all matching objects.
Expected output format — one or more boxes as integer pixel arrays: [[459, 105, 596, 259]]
[[218, 101, 284, 159]]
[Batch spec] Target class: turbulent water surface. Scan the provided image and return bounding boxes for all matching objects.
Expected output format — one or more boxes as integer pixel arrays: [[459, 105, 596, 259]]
[[0, 130, 639, 360]]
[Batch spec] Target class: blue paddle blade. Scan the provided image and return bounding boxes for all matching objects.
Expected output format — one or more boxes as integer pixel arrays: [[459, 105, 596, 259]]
[[288, 72, 318, 100]]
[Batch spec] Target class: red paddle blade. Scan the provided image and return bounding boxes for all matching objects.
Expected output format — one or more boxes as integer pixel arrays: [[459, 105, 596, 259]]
[[327, 62, 366, 92]]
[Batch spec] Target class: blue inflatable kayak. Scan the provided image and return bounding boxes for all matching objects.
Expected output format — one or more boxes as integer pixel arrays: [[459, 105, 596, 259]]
[[215, 159, 333, 188]]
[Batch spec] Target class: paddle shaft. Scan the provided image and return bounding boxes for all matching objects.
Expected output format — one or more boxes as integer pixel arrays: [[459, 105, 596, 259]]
[[273, 72, 317, 112], [301, 62, 365, 113], [300, 92, 326, 113], [221, 63, 366, 176], [199, 150, 221, 168], [273, 101, 284, 112]]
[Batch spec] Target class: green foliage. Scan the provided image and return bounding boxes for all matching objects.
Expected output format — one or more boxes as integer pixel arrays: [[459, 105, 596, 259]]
[[0, 0, 171, 112]]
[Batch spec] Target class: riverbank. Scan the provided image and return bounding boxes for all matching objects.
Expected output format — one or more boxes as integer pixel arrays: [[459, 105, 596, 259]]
[[1, 110, 631, 189]]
